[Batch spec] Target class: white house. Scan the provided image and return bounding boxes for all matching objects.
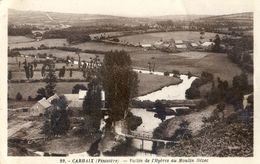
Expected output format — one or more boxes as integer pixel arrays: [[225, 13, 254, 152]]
[[29, 98, 52, 116], [47, 94, 59, 103], [191, 43, 199, 47], [176, 44, 187, 49], [141, 44, 152, 48], [175, 40, 183, 44], [201, 42, 215, 47]]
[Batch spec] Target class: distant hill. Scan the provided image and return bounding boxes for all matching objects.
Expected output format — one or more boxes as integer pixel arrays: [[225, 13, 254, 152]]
[[8, 9, 154, 26], [150, 15, 209, 21], [8, 9, 209, 27], [200, 12, 253, 23], [8, 9, 253, 27]]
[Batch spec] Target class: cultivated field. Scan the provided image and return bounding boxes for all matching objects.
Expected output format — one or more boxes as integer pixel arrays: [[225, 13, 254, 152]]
[[118, 31, 222, 45], [8, 82, 88, 100], [19, 49, 104, 61], [70, 42, 141, 52], [10, 70, 86, 80], [8, 37, 68, 49], [130, 51, 244, 84], [8, 36, 35, 44]]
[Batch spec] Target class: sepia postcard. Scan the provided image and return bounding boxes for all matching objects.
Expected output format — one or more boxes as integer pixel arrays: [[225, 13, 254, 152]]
[[0, 0, 259, 163]]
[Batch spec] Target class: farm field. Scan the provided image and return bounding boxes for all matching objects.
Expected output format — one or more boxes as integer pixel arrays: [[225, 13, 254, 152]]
[[8, 82, 88, 100], [8, 37, 68, 49], [19, 49, 104, 61], [137, 73, 182, 96], [118, 31, 222, 45], [70, 41, 141, 52], [8, 59, 79, 71], [10, 70, 85, 80], [130, 51, 245, 84], [8, 36, 35, 44]]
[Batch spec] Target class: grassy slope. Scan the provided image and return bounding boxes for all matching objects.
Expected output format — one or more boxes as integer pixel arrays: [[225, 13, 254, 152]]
[[131, 51, 243, 84], [137, 73, 182, 96], [154, 104, 236, 139], [158, 111, 253, 157]]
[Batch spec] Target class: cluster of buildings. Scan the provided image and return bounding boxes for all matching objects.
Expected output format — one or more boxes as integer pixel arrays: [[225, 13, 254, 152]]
[[140, 39, 215, 52], [16, 89, 106, 117]]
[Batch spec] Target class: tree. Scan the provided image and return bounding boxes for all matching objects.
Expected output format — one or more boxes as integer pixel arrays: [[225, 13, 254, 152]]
[[16, 92, 23, 101], [102, 50, 139, 122], [72, 84, 87, 94], [41, 65, 46, 77], [171, 120, 192, 141], [44, 60, 57, 98], [35, 87, 46, 100], [70, 69, 73, 77], [58, 66, 65, 79], [83, 79, 102, 114], [232, 73, 248, 92], [154, 101, 166, 122], [8, 71, 12, 80], [213, 34, 221, 52], [29, 64, 34, 78], [185, 85, 200, 99], [24, 64, 30, 80], [216, 102, 225, 119], [43, 96, 70, 135]]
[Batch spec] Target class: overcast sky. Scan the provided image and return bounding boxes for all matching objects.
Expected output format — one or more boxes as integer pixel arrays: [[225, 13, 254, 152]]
[[9, 0, 254, 17]]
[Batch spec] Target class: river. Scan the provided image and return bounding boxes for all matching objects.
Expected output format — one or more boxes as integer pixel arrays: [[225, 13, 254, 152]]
[[130, 69, 197, 155]]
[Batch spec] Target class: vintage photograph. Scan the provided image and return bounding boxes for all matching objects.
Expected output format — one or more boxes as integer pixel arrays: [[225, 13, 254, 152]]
[[7, 0, 253, 157]]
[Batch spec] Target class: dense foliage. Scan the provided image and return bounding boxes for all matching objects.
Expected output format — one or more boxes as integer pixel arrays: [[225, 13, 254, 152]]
[[44, 60, 57, 98], [83, 79, 102, 114], [43, 96, 70, 135], [101, 50, 139, 122]]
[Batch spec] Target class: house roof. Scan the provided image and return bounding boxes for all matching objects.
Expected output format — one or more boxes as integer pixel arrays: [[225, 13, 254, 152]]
[[31, 98, 51, 110], [141, 44, 152, 48], [68, 100, 84, 108], [191, 43, 199, 47], [201, 42, 215, 47], [176, 44, 187, 49], [79, 90, 87, 99], [47, 94, 59, 103], [64, 94, 79, 102], [154, 41, 163, 45], [175, 40, 183, 44]]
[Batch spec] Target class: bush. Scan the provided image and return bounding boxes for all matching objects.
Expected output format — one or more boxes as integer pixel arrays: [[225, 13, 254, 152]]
[[172, 70, 180, 75], [197, 100, 208, 110], [170, 120, 192, 141], [191, 78, 202, 88], [16, 92, 23, 101], [28, 96, 34, 101], [72, 84, 87, 94], [126, 112, 142, 130], [201, 71, 214, 84], [164, 71, 170, 76], [185, 86, 200, 99]]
